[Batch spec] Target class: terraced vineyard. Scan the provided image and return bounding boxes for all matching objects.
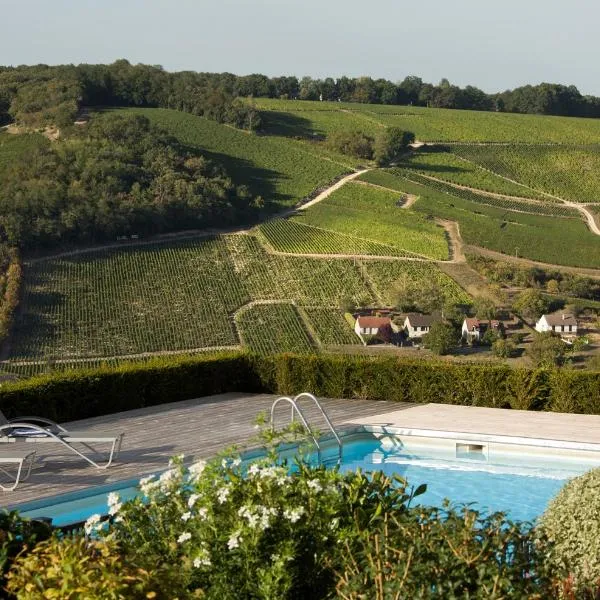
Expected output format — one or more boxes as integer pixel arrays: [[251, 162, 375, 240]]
[[395, 148, 548, 200], [236, 303, 316, 354], [302, 308, 358, 345], [392, 170, 580, 217], [4, 231, 471, 371], [363, 261, 470, 306], [292, 182, 449, 260], [116, 108, 353, 209], [453, 144, 600, 203], [254, 98, 600, 144], [258, 220, 409, 257]]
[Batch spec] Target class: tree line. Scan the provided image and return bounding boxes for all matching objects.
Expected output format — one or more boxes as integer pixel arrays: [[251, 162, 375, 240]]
[[0, 113, 262, 250], [2, 61, 600, 130]]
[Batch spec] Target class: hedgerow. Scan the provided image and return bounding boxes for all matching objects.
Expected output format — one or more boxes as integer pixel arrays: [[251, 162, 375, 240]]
[[0, 352, 599, 423]]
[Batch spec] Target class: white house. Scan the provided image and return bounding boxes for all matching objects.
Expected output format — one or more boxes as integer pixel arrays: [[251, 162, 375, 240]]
[[403, 313, 440, 339], [535, 313, 578, 337], [354, 316, 397, 337]]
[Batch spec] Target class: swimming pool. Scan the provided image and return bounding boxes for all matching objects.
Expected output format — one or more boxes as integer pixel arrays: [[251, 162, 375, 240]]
[[14, 429, 600, 527]]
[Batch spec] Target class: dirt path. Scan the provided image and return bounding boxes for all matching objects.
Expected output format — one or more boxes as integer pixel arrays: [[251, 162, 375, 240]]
[[298, 169, 370, 211], [435, 219, 465, 263]]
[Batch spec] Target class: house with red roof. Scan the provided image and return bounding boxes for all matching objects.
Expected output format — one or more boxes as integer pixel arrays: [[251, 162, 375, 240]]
[[461, 318, 502, 342], [354, 316, 397, 337]]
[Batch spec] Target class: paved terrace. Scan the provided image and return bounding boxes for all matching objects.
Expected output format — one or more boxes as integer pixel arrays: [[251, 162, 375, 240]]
[[4, 394, 600, 507]]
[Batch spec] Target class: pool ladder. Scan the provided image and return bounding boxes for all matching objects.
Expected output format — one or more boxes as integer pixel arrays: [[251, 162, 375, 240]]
[[270, 393, 343, 465]]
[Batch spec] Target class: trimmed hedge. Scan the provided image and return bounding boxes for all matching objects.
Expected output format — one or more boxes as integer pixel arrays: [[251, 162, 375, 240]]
[[0, 352, 599, 422]]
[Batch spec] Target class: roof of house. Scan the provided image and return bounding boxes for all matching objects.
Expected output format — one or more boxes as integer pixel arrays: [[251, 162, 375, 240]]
[[464, 318, 481, 330], [356, 316, 392, 329], [541, 313, 577, 327], [404, 313, 439, 327]]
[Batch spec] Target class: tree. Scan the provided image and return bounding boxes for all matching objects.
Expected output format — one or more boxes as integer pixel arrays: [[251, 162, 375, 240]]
[[492, 338, 517, 358], [392, 277, 444, 314], [526, 332, 567, 367], [473, 297, 497, 321], [422, 322, 458, 355], [373, 128, 415, 166], [512, 289, 550, 321]]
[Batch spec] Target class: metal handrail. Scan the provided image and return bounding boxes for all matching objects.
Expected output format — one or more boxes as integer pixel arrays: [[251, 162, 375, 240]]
[[270, 393, 343, 464]]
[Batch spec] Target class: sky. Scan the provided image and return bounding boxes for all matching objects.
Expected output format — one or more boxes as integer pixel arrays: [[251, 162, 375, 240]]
[[2, 0, 600, 95]]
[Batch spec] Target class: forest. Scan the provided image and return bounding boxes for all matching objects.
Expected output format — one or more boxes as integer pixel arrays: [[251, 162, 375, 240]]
[[1, 60, 600, 130], [0, 113, 260, 249]]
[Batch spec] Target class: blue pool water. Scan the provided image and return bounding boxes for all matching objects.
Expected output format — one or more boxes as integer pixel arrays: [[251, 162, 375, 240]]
[[14, 435, 600, 527]]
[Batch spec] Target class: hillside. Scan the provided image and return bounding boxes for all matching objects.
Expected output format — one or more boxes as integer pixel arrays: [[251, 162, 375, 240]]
[[4, 99, 600, 374]]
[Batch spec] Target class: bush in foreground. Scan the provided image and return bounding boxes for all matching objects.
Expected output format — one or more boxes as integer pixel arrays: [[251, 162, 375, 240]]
[[6, 448, 559, 599], [540, 467, 600, 597]]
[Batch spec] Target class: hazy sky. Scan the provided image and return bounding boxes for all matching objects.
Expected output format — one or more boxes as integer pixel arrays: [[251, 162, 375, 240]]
[[2, 0, 599, 94]]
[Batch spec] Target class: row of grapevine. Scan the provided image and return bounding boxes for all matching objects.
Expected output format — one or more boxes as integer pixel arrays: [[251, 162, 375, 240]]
[[235, 303, 316, 354], [391, 170, 580, 218], [452, 144, 600, 203], [302, 308, 358, 345], [258, 219, 410, 257]]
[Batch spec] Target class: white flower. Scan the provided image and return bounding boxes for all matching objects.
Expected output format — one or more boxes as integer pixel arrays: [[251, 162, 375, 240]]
[[193, 556, 211, 568], [181, 512, 192, 522], [159, 469, 177, 489], [307, 479, 322, 492], [187, 493, 200, 509], [188, 460, 206, 481], [107, 492, 120, 507], [108, 502, 122, 516], [84, 513, 102, 536], [248, 463, 260, 476], [217, 486, 230, 504], [177, 532, 192, 544], [197, 507, 208, 519], [227, 532, 241, 550], [283, 507, 305, 523], [232, 457, 242, 467], [139, 475, 159, 496]]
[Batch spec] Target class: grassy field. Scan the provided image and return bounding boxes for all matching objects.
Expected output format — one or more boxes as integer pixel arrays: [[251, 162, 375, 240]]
[[291, 181, 449, 259], [0, 132, 48, 176], [254, 98, 600, 144], [453, 144, 600, 203], [114, 108, 353, 209], [4, 232, 468, 369]]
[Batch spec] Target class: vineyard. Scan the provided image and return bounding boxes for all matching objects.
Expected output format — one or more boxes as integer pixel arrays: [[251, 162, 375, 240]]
[[115, 108, 353, 209], [235, 303, 316, 354], [410, 185, 600, 268], [395, 148, 549, 200], [291, 182, 450, 260], [390, 170, 580, 217], [258, 220, 409, 257], [254, 98, 600, 144], [3, 232, 471, 370], [452, 144, 600, 203]]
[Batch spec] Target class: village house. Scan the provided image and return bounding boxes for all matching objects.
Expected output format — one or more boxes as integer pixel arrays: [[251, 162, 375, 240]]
[[461, 318, 503, 342], [354, 316, 398, 337], [403, 313, 440, 339], [535, 313, 578, 338]]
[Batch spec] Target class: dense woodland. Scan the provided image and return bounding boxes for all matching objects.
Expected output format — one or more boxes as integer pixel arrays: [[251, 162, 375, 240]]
[[1, 61, 600, 130], [0, 114, 260, 249]]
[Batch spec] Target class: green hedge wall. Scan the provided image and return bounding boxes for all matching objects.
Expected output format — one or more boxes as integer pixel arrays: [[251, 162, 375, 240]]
[[0, 352, 599, 422]]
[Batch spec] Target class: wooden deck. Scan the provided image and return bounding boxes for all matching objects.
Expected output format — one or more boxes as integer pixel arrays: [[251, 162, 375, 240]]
[[5, 394, 600, 508], [1, 393, 402, 506]]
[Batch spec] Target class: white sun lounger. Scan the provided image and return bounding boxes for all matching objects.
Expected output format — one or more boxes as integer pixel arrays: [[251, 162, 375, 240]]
[[0, 448, 36, 491], [0, 413, 123, 469]]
